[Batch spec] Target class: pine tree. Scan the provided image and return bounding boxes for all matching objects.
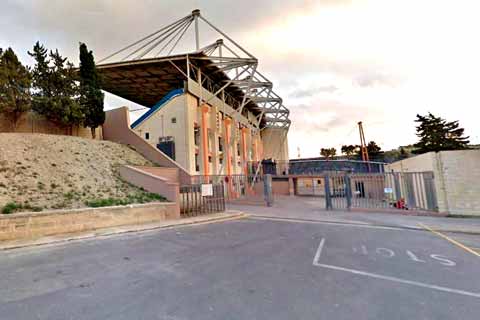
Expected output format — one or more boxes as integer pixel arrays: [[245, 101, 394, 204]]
[[413, 113, 469, 154], [341, 145, 358, 159], [29, 42, 83, 132], [79, 43, 104, 138], [320, 147, 336, 160], [28, 42, 51, 115], [0, 47, 32, 129], [49, 49, 84, 130], [366, 141, 382, 159], [399, 147, 409, 159]]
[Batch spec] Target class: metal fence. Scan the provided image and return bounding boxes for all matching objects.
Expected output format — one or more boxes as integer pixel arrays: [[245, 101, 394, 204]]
[[297, 172, 438, 212], [179, 183, 225, 217], [191, 174, 265, 202]]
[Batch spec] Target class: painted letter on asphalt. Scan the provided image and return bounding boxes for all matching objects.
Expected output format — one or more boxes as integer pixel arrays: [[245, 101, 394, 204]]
[[430, 254, 456, 267]]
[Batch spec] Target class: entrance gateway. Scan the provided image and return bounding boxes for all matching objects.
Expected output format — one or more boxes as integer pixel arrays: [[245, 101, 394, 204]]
[[294, 171, 438, 212]]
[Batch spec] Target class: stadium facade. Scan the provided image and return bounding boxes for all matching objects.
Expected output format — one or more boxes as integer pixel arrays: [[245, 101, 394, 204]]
[[97, 10, 290, 176]]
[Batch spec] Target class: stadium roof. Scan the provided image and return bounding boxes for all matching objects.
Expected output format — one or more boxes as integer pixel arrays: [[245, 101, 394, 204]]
[[96, 10, 290, 130]]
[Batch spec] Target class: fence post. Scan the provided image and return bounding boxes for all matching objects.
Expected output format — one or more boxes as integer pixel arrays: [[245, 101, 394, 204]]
[[393, 173, 402, 201], [345, 174, 352, 210], [264, 174, 273, 207], [324, 174, 332, 210]]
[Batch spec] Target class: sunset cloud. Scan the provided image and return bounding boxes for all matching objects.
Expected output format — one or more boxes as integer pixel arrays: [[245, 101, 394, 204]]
[[1, 0, 479, 157]]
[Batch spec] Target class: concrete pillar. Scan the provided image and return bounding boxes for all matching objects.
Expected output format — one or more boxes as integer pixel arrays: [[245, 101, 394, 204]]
[[200, 104, 209, 178], [241, 127, 249, 176]]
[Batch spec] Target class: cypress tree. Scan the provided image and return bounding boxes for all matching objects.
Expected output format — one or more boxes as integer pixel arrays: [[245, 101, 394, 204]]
[[79, 43, 104, 138], [0, 47, 32, 129]]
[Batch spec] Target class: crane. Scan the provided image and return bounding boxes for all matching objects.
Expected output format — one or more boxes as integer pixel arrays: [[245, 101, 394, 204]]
[[358, 121, 371, 171]]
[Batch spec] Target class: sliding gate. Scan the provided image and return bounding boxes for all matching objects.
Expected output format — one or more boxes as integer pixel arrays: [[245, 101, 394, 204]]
[[321, 172, 438, 212]]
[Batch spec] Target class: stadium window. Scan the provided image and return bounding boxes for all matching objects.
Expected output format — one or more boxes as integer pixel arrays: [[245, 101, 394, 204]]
[[194, 126, 200, 146], [218, 137, 223, 152], [145, 132, 150, 140], [195, 154, 200, 172]]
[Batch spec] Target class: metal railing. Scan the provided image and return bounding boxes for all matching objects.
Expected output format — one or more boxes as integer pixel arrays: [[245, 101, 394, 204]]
[[180, 183, 225, 217], [191, 174, 265, 202]]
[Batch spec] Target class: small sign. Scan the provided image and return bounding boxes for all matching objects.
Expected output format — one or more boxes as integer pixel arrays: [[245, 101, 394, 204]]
[[201, 184, 213, 197], [384, 187, 393, 194]]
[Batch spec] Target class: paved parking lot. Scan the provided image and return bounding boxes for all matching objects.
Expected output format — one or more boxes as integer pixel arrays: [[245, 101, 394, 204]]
[[0, 216, 479, 320]]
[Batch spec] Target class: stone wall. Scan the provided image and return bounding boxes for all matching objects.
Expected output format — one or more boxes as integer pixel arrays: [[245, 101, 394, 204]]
[[0, 202, 177, 242], [0, 111, 102, 139]]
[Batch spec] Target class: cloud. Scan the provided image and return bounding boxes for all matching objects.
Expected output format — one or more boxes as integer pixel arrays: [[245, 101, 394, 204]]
[[353, 71, 402, 88], [289, 85, 338, 98]]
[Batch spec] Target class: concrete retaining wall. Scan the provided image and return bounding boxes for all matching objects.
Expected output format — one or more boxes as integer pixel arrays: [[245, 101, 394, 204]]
[[119, 165, 180, 218], [0, 202, 176, 242], [133, 166, 179, 183]]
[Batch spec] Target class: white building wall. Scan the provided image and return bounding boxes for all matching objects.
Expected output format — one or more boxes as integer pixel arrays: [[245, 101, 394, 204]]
[[133, 95, 190, 171]]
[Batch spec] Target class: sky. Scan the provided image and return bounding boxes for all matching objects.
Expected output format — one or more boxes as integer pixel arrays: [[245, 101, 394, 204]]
[[1, 0, 479, 158]]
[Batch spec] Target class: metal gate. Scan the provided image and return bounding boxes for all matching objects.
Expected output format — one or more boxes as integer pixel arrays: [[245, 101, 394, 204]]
[[180, 183, 225, 217], [191, 174, 267, 204], [323, 172, 438, 212]]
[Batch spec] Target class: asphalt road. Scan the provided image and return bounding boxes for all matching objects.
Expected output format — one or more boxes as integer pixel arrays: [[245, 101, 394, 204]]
[[0, 217, 479, 320]]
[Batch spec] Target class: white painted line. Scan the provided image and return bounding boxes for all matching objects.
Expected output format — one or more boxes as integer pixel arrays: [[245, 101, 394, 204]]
[[312, 238, 325, 266], [312, 239, 480, 299], [251, 216, 408, 231]]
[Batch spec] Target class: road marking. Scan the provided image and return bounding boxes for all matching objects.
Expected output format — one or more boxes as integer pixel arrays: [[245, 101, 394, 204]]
[[250, 216, 413, 231], [312, 239, 480, 299], [419, 223, 480, 257]]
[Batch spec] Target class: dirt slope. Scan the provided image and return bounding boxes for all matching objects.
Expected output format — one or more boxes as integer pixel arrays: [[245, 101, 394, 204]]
[[0, 133, 155, 211]]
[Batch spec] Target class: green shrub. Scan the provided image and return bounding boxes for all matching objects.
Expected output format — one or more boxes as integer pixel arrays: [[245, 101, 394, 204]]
[[2, 202, 22, 214], [85, 192, 166, 208]]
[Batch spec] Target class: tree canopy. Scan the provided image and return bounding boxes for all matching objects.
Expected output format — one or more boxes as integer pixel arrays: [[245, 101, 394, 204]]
[[366, 141, 382, 158], [28, 42, 84, 129], [341, 145, 358, 158], [0, 47, 31, 128], [413, 113, 469, 154], [79, 43, 104, 138], [320, 147, 337, 159]]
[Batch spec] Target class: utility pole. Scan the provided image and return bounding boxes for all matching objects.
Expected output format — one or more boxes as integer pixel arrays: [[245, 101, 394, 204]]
[[358, 121, 371, 172]]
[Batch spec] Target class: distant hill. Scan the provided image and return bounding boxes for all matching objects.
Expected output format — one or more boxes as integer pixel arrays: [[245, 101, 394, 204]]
[[0, 133, 157, 212]]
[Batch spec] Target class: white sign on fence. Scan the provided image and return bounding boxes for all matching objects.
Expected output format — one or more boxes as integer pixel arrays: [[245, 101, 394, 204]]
[[201, 184, 213, 197], [384, 187, 393, 194]]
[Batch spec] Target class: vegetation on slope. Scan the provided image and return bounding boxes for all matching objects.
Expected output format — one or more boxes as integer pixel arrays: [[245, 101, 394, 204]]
[[0, 133, 166, 213]]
